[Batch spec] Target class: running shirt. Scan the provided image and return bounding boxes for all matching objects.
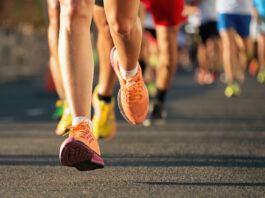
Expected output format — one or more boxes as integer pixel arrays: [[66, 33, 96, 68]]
[[199, 0, 217, 24], [253, 0, 265, 17], [216, 0, 252, 15]]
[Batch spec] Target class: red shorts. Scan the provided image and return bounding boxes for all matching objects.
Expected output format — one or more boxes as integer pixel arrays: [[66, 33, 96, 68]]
[[141, 0, 187, 27]]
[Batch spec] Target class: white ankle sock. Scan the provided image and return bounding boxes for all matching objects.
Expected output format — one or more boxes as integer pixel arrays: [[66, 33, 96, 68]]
[[72, 116, 91, 128], [119, 64, 138, 80]]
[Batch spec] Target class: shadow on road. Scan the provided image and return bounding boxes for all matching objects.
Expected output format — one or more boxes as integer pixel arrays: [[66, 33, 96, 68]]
[[137, 182, 265, 186], [0, 154, 264, 168]]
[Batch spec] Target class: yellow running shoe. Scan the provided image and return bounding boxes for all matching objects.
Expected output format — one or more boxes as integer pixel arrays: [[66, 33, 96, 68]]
[[225, 82, 241, 98], [225, 84, 234, 98], [52, 99, 64, 120], [92, 86, 117, 139], [257, 68, 265, 84], [56, 101, 72, 135], [232, 82, 241, 96]]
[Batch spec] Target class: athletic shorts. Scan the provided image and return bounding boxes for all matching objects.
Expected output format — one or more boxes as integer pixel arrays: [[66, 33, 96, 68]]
[[141, 0, 187, 27], [257, 17, 265, 35], [199, 21, 219, 43], [94, 0, 186, 27], [95, 0, 104, 7], [217, 13, 251, 38]]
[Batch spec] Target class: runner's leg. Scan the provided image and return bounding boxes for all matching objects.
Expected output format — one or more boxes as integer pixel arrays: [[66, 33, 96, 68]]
[[155, 26, 180, 91], [257, 34, 265, 68], [47, 0, 65, 99], [104, 0, 142, 71], [220, 29, 236, 83], [104, 0, 149, 125], [58, 0, 94, 118], [93, 5, 116, 96], [58, 0, 103, 171], [92, 2, 117, 139]]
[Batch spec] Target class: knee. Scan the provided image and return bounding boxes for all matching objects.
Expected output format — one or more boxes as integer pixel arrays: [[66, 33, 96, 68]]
[[60, 0, 92, 25], [48, 0, 60, 25], [158, 42, 172, 69], [102, 24, 112, 40], [108, 16, 135, 38], [206, 39, 215, 51], [222, 38, 233, 52], [94, 12, 111, 38], [198, 44, 206, 55], [159, 39, 171, 57], [221, 33, 233, 48], [258, 35, 265, 45], [113, 22, 132, 37], [262, 35, 265, 43], [98, 22, 112, 41], [48, 0, 60, 9]]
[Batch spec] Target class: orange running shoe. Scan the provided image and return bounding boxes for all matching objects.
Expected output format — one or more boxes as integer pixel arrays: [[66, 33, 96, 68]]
[[110, 47, 149, 124], [59, 120, 104, 171]]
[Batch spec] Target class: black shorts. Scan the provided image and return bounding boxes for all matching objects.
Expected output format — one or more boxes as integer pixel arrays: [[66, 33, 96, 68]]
[[95, 0, 104, 7], [199, 21, 219, 44]]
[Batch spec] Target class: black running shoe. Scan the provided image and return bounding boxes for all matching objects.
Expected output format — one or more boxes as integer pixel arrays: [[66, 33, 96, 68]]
[[143, 100, 167, 127]]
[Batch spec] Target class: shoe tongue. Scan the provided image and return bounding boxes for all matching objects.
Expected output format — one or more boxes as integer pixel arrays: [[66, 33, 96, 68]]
[[126, 80, 136, 87], [125, 70, 139, 86], [74, 118, 92, 129]]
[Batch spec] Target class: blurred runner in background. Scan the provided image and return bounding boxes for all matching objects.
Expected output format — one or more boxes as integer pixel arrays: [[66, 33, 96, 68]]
[[252, 0, 265, 83], [141, 0, 187, 126], [46, 0, 72, 136], [92, 0, 117, 139], [193, 0, 221, 86], [216, 0, 252, 98]]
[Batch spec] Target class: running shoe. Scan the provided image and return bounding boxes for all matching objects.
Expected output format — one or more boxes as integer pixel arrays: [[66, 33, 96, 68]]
[[257, 67, 265, 84], [56, 101, 72, 135], [248, 58, 259, 76], [195, 69, 215, 85], [59, 120, 104, 171], [224, 82, 241, 98], [146, 82, 157, 97], [92, 86, 117, 139], [52, 99, 64, 120], [143, 100, 167, 127], [110, 47, 149, 124]]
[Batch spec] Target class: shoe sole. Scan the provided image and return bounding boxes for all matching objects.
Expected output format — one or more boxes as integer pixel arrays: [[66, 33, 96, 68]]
[[59, 137, 104, 171], [143, 119, 165, 127], [225, 92, 240, 98], [117, 90, 135, 124]]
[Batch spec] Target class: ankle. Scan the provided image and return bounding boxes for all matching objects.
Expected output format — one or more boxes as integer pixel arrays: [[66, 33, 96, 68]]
[[72, 117, 92, 127], [155, 88, 167, 104], [98, 93, 112, 103], [119, 63, 138, 80]]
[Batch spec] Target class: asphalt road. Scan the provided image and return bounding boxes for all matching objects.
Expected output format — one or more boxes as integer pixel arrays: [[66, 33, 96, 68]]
[[0, 72, 264, 197]]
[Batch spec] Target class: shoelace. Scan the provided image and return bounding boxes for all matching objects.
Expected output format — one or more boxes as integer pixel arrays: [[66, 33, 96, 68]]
[[64, 120, 93, 140], [121, 79, 143, 103]]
